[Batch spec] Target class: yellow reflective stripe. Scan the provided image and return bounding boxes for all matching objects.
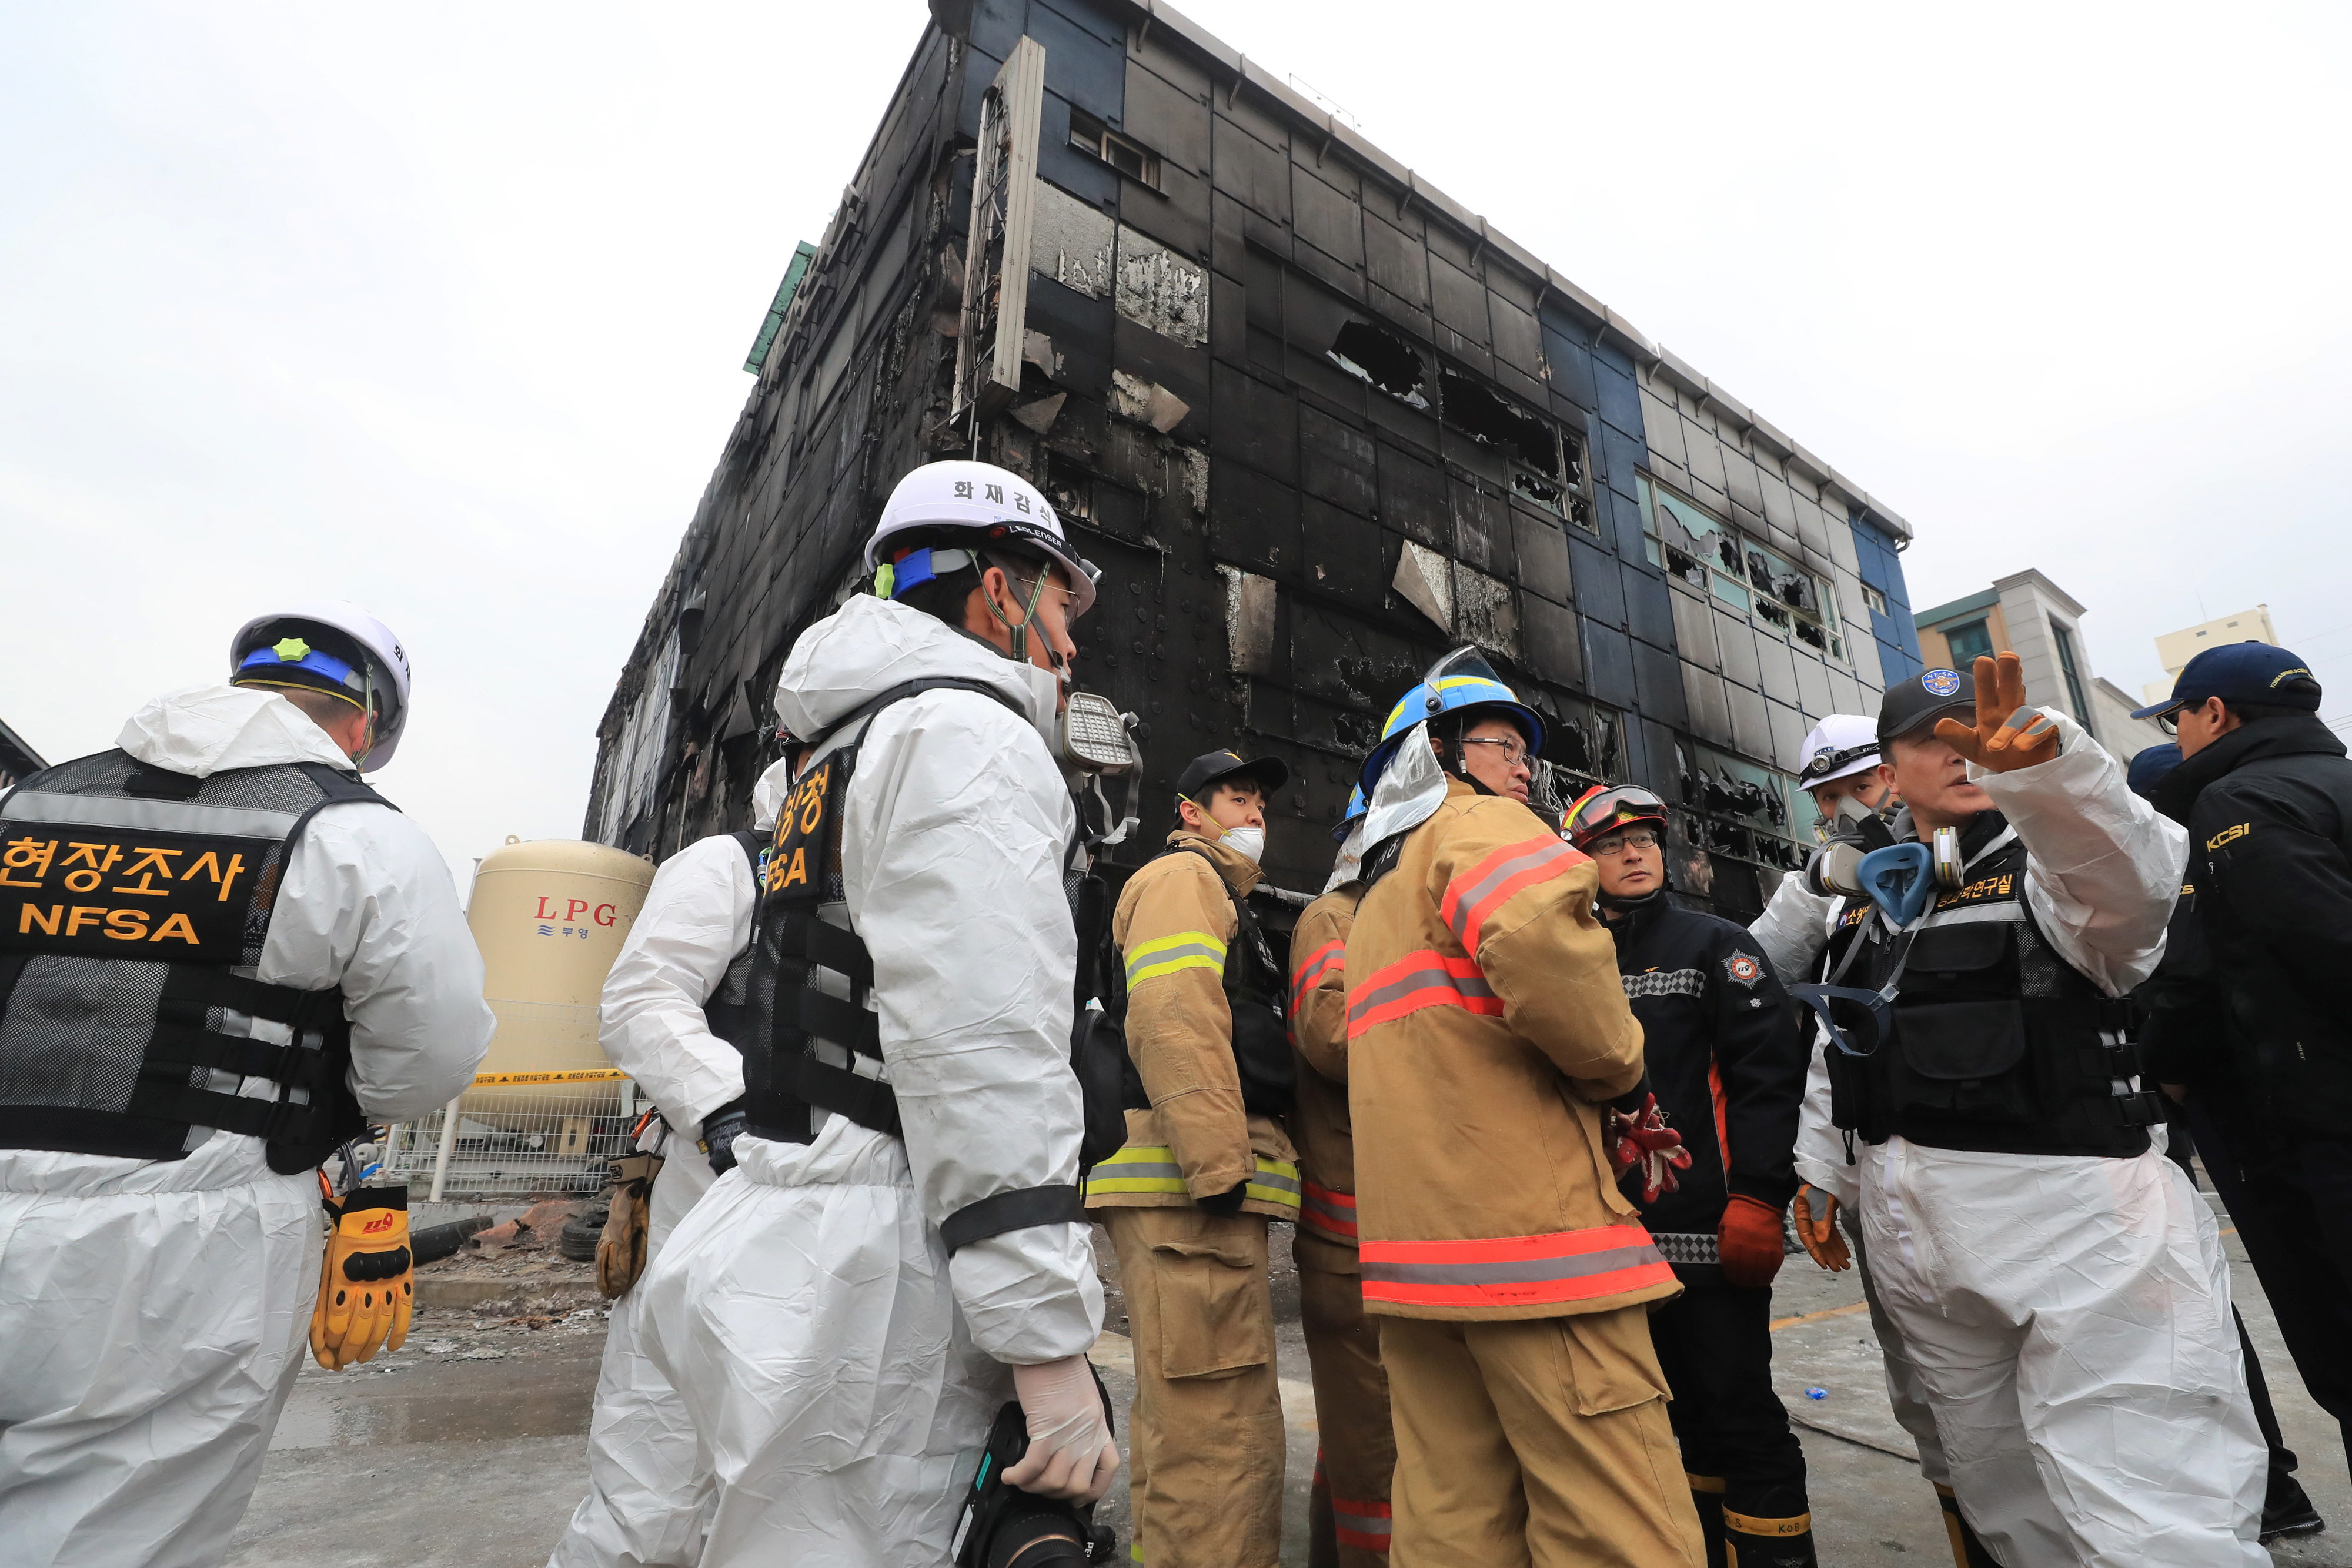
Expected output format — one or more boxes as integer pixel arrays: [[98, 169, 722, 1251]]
[[1084, 1147, 1304, 1212], [1085, 1145, 1190, 1198], [1245, 1155, 1302, 1212], [1124, 929, 1227, 988]]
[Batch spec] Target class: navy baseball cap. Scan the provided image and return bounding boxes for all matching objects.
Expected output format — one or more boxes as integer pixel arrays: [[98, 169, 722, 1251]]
[[2130, 642, 2321, 720], [2125, 743, 2182, 801], [1877, 666, 1977, 748], [1175, 748, 1289, 801]]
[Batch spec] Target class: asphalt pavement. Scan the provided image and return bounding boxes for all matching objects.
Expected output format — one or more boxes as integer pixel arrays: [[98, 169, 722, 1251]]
[[229, 1203, 2352, 1567]]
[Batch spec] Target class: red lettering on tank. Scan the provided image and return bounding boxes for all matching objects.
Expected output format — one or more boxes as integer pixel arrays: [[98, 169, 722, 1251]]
[[565, 899, 589, 922], [534, 896, 559, 919], [594, 904, 617, 927]]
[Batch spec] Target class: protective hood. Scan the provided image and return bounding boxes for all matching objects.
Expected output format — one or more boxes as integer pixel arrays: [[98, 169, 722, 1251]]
[[1324, 818, 1368, 893], [750, 754, 796, 833], [116, 681, 360, 778], [774, 593, 1054, 749], [1359, 721, 1450, 851]]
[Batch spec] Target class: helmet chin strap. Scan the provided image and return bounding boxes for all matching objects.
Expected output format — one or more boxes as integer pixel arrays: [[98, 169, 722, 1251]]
[[980, 554, 1050, 666]]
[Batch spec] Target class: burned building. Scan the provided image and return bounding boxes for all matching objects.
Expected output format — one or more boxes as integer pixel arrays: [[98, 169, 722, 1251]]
[[583, 0, 1925, 922]]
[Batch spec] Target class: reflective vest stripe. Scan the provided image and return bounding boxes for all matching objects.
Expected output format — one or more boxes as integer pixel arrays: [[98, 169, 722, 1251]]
[[1438, 834, 1584, 950], [1124, 929, 1227, 989], [1287, 937, 1345, 1012], [1345, 950, 1502, 1038], [1084, 1145, 1302, 1215], [1359, 1223, 1672, 1309], [1332, 1496, 1393, 1551], [1301, 1179, 1359, 1242]]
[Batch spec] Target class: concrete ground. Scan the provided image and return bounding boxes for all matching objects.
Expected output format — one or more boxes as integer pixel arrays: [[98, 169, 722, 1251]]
[[232, 1200, 2352, 1567]]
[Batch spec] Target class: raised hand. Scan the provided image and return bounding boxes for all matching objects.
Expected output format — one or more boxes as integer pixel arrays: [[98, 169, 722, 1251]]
[[1934, 653, 2059, 773]]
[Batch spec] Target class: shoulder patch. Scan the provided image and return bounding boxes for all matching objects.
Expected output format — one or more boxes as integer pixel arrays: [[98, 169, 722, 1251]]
[[1722, 950, 1765, 988]]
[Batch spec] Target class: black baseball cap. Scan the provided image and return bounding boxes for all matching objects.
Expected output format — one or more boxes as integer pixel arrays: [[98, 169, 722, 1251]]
[[2130, 642, 2321, 721], [1877, 666, 1977, 748], [1175, 748, 1289, 801]]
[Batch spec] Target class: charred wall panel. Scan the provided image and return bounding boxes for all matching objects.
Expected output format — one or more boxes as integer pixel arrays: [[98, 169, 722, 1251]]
[[586, 0, 1922, 925]]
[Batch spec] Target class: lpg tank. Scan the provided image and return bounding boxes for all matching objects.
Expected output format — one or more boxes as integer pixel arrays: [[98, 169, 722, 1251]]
[[463, 836, 654, 1125]]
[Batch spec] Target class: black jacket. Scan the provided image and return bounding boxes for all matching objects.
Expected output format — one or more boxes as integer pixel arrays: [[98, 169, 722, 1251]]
[[1604, 894, 1805, 1244], [2164, 716, 2352, 1125]]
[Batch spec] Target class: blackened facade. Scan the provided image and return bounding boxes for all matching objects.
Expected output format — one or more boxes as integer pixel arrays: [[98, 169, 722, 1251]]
[[583, 0, 1923, 921]]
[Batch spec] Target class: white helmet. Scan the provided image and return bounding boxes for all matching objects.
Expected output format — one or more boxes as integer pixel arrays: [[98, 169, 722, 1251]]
[[1794, 713, 1880, 791], [228, 600, 412, 772], [864, 460, 1099, 619]]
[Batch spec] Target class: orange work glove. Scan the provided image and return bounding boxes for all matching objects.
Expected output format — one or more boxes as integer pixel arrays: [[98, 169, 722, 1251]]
[[1718, 1194, 1788, 1288], [1608, 1094, 1693, 1203], [1789, 1184, 1851, 1272], [1934, 652, 2060, 773], [311, 1185, 415, 1370]]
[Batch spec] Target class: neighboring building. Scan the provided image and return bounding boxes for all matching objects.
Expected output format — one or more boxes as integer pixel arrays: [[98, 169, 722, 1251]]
[[2144, 604, 2277, 706], [583, 0, 1923, 923], [1915, 570, 2164, 761], [0, 717, 46, 793]]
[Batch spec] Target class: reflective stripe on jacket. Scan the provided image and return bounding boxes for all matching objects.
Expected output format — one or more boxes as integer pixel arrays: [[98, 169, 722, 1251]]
[[1088, 830, 1297, 1216], [1347, 778, 1676, 1321], [1289, 885, 1362, 1259]]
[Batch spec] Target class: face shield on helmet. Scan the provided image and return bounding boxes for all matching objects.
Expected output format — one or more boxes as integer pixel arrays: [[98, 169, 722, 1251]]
[[1358, 647, 1546, 798], [1562, 784, 1669, 854], [228, 601, 412, 772]]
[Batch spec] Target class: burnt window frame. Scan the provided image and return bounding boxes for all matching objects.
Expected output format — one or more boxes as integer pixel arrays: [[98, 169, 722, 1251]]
[[1068, 108, 1160, 190], [1636, 473, 1846, 662]]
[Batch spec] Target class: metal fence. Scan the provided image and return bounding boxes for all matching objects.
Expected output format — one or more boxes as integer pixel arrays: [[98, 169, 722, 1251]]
[[379, 1000, 642, 1199]]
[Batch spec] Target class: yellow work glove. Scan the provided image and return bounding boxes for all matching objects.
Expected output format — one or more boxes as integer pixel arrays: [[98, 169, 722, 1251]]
[[1789, 1184, 1851, 1272], [312, 1185, 415, 1370], [1934, 653, 2060, 773]]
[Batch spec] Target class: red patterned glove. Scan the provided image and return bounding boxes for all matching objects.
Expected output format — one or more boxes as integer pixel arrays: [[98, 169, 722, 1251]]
[[1608, 1094, 1692, 1203], [1718, 1194, 1788, 1288]]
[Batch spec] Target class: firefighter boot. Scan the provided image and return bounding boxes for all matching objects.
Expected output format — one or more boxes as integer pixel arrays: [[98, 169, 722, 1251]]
[[1936, 1485, 2001, 1567], [1723, 1507, 1816, 1567], [1687, 1474, 1727, 1568]]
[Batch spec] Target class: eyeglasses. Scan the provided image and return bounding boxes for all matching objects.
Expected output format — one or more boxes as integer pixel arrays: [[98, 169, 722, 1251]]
[[1586, 828, 1659, 856], [1459, 736, 1531, 768]]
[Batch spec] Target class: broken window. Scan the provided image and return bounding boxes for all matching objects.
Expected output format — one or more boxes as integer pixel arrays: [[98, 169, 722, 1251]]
[[1560, 430, 1596, 534], [1068, 109, 1160, 188], [1327, 320, 1430, 408], [1438, 368, 1558, 473], [1639, 474, 1845, 660], [1045, 452, 1094, 521], [1674, 741, 1805, 872]]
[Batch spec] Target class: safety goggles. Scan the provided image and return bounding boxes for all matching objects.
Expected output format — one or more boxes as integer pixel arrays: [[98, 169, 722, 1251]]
[[1563, 784, 1668, 842]]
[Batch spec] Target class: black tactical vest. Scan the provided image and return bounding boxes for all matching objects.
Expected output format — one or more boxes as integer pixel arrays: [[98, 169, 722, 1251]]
[[1824, 818, 2164, 1158], [0, 749, 386, 1171], [736, 676, 1090, 1255]]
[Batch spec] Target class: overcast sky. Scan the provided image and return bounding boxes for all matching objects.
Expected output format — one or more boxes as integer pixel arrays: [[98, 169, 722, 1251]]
[[4, 2, 2347, 885]]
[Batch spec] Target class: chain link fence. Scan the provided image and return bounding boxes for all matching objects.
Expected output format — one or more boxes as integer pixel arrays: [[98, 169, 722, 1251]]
[[379, 1000, 641, 1199]]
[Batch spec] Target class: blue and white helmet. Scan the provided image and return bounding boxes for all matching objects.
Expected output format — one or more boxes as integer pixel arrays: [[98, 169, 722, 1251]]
[[1358, 647, 1545, 798]]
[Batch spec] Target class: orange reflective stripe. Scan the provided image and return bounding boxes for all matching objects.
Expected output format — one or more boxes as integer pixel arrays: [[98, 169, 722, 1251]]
[[1332, 1495, 1392, 1550], [1288, 937, 1345, 1015], [1346, 950, 1502, 1039], [1438, 833, 1584, 950], [1360, 1224, 1672, 1309], [1301, 1179, 1359, 1242]]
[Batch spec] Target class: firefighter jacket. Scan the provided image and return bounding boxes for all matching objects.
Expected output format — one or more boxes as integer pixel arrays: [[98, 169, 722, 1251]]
[[1605, 894, 1804, 1279], [1346, 777, 1677, 1322], [1288, 882, 1362, 1262], [1085, 830, 1300, 1219]]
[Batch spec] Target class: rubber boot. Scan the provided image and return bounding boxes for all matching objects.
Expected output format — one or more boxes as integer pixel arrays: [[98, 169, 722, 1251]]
[[1687, 1474, 1727, 1568], [1936, 1484, 2001, 1567], [1308, 1452, 1339, 1568], [2261, 1469, 2324, 1544], [1723, 1507, 1816, 1567]]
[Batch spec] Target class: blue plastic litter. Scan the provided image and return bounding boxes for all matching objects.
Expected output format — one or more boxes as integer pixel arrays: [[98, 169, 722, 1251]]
[[1804, 1386, 1828, 1401]]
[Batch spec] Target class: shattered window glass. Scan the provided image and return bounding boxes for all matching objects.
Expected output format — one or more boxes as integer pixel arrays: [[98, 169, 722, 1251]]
[[1639, 474, 1840, 660], [1327, 321, 1430, 407], [1673, 741, 1805, 871]]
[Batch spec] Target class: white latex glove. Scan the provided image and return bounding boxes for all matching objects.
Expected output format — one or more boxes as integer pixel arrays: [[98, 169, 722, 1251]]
[[1000, 1354, 1121, 1503]]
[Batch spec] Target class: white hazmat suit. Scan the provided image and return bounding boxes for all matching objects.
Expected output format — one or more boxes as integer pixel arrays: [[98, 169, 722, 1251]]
[[1792, 713, 2266, 1566], [1749, 874, 1956, 1494], [639, 593, 1104, 1565], [0, 683, 494, 1568], [547, 758, 793, 1568]]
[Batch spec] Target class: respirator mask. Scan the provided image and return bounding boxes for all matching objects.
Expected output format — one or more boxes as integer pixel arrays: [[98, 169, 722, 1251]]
[[1803, 794, 1964, 925]]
